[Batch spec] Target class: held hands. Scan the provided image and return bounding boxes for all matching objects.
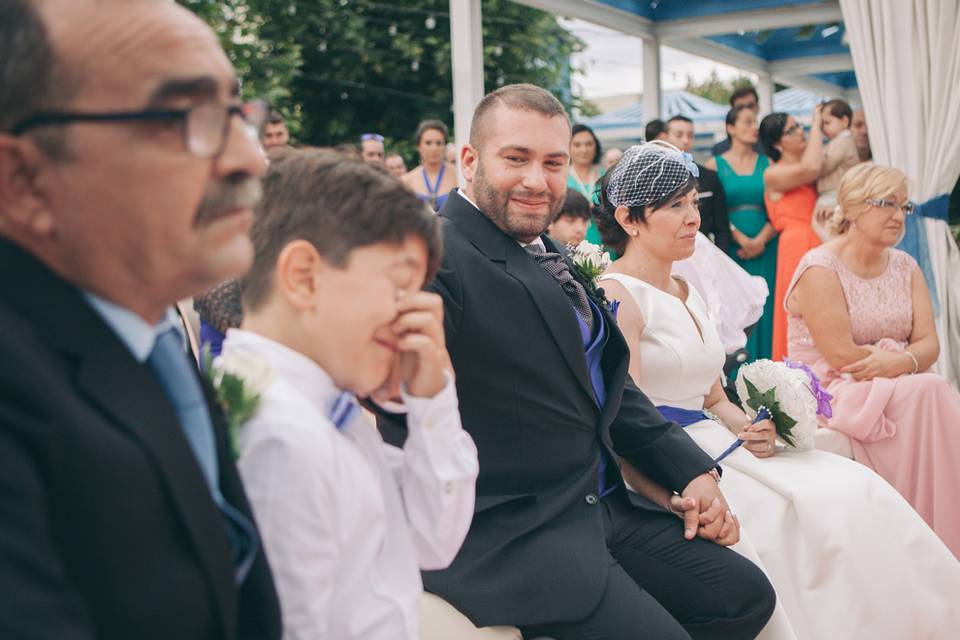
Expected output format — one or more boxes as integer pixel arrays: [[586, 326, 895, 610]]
[[738, 419, 777, 458], [841, 345, 911, 381], [373, 291, 452, 401], [676, 473, 740, 546], [736, 235, 765, 260]]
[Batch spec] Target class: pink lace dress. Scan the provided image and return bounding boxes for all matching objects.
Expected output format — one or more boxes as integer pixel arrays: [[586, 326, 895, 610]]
[[786, 247, 960, 557]]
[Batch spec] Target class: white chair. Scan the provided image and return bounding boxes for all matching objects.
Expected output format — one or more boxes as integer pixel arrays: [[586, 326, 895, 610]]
[[421, 593, 522, 640]]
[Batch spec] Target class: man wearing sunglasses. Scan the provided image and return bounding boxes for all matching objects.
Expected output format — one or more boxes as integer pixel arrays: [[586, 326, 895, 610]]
[[0, 1, 281, 639], [361, 132, 386, 165]]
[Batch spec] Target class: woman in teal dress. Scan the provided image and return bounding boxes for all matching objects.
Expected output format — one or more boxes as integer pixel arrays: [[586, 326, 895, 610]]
[[705, 105, 777, 361], [568, 124, 605, 245]]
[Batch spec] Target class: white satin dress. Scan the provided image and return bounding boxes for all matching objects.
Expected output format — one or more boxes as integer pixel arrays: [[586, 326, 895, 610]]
[[601, 272, 960, 640]]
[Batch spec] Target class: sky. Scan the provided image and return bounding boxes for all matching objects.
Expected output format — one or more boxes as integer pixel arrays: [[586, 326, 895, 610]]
[[562, 18, 751, 99]]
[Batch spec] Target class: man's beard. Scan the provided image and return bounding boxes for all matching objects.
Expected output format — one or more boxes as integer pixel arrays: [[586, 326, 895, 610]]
[[473, 161, 564, 242]]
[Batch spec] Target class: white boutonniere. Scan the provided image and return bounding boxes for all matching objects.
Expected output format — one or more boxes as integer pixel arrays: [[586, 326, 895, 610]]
[[567, 240, 619, 314], [204, 348, 272, 458]]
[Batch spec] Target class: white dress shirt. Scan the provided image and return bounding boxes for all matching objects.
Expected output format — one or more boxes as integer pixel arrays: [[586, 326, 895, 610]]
[[223, 329, 478, 640]]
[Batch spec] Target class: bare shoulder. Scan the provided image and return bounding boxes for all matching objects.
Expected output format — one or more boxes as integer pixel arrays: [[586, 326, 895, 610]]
[[598, 275, 646, 332], [401, 167, 421, 186]]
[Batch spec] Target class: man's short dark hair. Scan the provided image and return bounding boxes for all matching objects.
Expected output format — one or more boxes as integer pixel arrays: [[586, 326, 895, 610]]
[[645, 119, 667, 142], [0, 0, 74, 156], [555, 190, 591, 223], [730, 86, 759, 107], [666, 115, 693, 134], [266, 111, 286, 126], [469, 84, 570, 148], [243, 150, 443, 310]]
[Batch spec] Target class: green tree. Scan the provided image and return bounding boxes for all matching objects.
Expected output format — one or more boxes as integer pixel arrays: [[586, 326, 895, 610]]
[[685, 69, 754, 107], [178, 0, 584, 158]]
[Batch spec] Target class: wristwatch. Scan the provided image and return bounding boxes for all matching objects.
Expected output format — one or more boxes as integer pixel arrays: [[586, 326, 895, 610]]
[[708, 468, 721, 484]]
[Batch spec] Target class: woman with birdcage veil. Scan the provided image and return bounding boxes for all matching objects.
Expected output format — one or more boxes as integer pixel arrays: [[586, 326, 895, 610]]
[[596, 141, 960, 640]]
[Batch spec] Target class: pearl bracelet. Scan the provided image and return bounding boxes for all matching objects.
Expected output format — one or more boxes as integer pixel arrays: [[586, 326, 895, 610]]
[[904, 350, 919, 375]]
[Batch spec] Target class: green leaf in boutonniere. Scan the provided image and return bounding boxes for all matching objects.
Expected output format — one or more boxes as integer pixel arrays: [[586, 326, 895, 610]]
[[203, 346, 271, 459], [567, 240, 616, 310]]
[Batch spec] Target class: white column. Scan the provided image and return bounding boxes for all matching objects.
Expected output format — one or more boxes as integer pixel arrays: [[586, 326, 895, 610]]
[[642, 37, 662, 125], [757, 71, 775, 117], [450, 0, 484, 185]]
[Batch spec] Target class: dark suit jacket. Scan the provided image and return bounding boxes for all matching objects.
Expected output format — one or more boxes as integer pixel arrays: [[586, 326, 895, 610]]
[[0, 240, 281, 640], [696, 163, 732, 251], [414, 191, 716, 627]]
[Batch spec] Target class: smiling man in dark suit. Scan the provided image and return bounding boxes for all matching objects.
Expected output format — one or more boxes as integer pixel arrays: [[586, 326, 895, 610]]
[[0, 1, 280, 639], [415, 84, 775, 639]]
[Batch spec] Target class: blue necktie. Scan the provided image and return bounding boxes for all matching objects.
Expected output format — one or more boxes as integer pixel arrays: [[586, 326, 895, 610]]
[[147, 327, 258, 584], [329, 391, 360, 431]]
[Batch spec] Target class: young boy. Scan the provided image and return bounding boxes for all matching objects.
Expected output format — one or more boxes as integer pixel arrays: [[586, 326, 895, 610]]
[[547, 189, 592, 247], [222, 150, 478, 640]]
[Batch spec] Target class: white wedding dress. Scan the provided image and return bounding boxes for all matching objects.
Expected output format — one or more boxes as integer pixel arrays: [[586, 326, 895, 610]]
[[601, 272, 960, 640]]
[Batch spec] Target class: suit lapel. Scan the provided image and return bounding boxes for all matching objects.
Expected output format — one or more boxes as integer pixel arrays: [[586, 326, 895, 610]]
[[0, 240, 236, 636], [596, 303, 630, 433], [442, 191, 595, 403]]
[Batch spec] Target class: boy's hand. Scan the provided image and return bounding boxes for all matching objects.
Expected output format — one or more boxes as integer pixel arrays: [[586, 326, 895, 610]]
[[386, 290, 451, 398]]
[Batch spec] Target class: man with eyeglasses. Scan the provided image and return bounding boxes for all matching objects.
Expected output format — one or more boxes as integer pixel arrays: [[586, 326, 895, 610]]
[[0, 1, 281, 639], [361, 132, 386, 165]]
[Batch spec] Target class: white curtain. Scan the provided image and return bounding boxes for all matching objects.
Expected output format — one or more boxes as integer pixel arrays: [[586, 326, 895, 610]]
[[840, 0, 960, 386]]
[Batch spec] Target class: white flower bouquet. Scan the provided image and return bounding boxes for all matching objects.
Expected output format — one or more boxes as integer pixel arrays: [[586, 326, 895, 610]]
[[716, 359, 833, 461]]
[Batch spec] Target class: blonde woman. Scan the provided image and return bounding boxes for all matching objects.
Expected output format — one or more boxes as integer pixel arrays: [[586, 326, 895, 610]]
[[786, 162, 960, 558]]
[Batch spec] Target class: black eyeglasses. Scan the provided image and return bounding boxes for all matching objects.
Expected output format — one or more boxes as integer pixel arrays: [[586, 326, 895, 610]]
[[782, 123, 803, 136], [10, 102, 265, 159]]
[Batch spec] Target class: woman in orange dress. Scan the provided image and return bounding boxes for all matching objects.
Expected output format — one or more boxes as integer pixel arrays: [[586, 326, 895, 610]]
[[760, 108, 824, 362]]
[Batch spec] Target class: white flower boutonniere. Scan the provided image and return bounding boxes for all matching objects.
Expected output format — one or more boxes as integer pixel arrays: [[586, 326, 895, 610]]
[[204, 348, 272, 458], [567, 240, 618, 314], [569, 240, 612, 281]]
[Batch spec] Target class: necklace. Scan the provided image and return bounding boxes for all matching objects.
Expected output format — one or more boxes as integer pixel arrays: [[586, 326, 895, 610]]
[[422, 164, 446, 209]]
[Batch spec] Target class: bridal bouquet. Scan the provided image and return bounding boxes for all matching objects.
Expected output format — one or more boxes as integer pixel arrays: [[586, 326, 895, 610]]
[[715, 359, 833, 461], [204, 347, 272, 458]]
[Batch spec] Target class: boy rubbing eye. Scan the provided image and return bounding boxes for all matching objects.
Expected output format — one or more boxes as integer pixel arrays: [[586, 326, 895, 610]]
[[547, 189, 592, 247], [224, 150, 478, 640]]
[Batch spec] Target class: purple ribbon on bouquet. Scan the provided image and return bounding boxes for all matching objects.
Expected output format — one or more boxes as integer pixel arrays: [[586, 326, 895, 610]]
[[784, 358, 834, 419], [713, 407, 771, 464]]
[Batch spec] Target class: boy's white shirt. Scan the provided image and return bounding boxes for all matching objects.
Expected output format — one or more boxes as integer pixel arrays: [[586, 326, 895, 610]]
[[223, 328, 478, 640]]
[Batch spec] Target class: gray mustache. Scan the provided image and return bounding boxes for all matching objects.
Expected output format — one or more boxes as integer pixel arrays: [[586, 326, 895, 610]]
[[195, 177, 263, 225]]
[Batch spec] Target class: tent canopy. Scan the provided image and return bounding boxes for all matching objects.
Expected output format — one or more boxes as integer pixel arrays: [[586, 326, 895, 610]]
[[515, 0, 857, 100]]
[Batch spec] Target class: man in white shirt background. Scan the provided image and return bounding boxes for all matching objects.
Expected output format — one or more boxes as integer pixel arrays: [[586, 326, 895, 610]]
[[221, 149, 478, 640]]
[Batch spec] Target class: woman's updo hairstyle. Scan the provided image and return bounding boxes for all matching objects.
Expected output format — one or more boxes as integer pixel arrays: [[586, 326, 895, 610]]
[[759, 112, 789, 162], [414, 119, 449, 146], [829, 163, 908, 236], [593, 141, 698, 255]]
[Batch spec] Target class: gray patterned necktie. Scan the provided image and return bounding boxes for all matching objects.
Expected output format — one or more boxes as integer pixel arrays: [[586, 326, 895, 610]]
[[525, 243, 593, 331]]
